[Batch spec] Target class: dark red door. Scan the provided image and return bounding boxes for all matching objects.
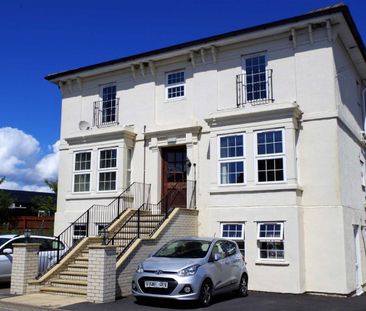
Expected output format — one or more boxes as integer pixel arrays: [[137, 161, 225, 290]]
[[161, 147, 187, 209]]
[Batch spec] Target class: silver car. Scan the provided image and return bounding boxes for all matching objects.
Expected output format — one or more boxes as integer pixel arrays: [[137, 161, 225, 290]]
[[0, 234, 67, 282], [132, 237, 248, 306]]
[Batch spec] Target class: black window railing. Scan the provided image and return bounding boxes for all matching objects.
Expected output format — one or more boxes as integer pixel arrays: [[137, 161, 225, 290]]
[[236, 69, 273, 107], [93, 98, 120, 127]]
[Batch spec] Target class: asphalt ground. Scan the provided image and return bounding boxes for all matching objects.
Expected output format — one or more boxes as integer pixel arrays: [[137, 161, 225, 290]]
[[0, 288, 364, 310], [65, 291, 366, 311]]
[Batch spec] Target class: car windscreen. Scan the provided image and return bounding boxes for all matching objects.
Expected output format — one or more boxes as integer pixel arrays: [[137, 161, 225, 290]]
[[154, 240, 211, 258], [0, 238, 11, 247]]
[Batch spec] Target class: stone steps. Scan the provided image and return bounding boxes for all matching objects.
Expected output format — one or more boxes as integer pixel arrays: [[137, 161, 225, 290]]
[[40, 286, 87, 297]]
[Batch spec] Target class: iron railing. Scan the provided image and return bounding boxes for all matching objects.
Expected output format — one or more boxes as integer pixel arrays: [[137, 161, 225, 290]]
[[236, 69, 273, 107], [107, 180, 197, 258], [37, 182, 150, 278], [93, 98, 120, 127]]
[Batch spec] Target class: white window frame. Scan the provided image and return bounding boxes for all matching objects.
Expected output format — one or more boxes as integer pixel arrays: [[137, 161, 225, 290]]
[[242, 53, 268, 103], [165, 70, 185, 100], [72, 151, 92, 193], [257, 222, 284, 241], [217, 133, 246, 186], [220, 223, 245, 255], [73, 223, 87, 239], [97, 148, 118, 192], [100, 83, 117, 125], [221, 223, 245, 240], [96, 223, 109, 235], [254, 128, 286, 184], [257, 222, 285, 261]]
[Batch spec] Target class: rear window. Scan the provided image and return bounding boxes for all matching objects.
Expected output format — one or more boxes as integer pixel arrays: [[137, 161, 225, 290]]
[[154, 240, 211, 258]]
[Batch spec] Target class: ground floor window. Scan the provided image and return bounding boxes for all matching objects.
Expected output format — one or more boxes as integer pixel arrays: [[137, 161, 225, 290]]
[[221, 223, 245, 256], [257, 222, 284, 260]]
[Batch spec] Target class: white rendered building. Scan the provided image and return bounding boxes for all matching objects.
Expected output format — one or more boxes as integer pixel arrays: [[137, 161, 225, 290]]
[[47, 4, 366, 295]]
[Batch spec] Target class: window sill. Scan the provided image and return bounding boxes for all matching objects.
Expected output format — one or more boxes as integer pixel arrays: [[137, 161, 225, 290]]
[[209, 184, 302, 194], [164, 96, 186, 103], [255, 260, 290, 266], [66, 191, 120, 201]]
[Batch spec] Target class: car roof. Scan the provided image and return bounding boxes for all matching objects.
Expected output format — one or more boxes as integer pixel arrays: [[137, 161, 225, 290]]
[[0, 235, 17, 239], [171, 236, 217, 242], [0, 234, 55, 240]]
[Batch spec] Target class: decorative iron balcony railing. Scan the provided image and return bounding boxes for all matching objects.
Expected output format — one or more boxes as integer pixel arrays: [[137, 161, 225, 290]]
[[93, 98, 120, 127], [236, 69, 273, 107]]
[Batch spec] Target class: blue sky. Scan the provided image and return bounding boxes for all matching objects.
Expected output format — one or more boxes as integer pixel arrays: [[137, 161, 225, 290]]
[[0, 0, 365, 191]]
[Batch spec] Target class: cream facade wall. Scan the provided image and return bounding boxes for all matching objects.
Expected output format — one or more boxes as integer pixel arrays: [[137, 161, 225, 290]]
[[53, 11, 366, 295]]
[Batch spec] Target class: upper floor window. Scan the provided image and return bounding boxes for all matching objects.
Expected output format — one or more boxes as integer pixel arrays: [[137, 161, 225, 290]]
[[166, 70, 185, 99], [73, 151, 91, 192], [255, 129, 285, 183], [236, 54, 273, 106], [218, 134, 245, 185], [94, 85, 119, 127], [98, 148, 117, 191]]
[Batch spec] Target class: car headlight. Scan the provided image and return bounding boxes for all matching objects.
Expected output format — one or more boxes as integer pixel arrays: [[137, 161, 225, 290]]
[[136, 264, 144, 273], [177, 264, 200, 277]]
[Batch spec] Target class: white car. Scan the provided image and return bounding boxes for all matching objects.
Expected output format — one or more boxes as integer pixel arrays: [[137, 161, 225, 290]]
[[0, 234, 66, 282]]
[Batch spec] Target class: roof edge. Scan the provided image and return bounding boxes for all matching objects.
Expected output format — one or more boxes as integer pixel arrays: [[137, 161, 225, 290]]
[[45, 4, 365, 81]]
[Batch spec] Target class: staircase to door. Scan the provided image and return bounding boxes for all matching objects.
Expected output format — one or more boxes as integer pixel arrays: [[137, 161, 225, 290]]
[[35, 180, 196, 297]]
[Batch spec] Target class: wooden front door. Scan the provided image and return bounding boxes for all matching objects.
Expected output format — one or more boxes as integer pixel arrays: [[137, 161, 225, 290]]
[[161, 147, 187, 209]]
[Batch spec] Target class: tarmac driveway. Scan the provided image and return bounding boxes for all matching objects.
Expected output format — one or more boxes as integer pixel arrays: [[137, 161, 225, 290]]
[[66, 291, 366, 311], [0, 291, 365, 310]]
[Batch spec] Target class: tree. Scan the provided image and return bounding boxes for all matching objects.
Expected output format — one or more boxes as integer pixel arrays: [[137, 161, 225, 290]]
[[31, 179, 58, 215], [0, 177, 14, 223], [44, 179, 57, 195]]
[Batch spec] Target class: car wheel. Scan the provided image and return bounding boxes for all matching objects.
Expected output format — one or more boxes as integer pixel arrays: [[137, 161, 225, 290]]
[[238, 274, 248, 297], [199, 280, 213, 307]]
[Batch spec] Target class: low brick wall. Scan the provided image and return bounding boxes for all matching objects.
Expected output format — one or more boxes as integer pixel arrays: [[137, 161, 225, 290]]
[[116, 208, 198, 297]]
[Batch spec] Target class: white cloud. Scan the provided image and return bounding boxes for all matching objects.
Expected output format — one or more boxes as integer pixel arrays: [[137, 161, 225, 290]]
[[34, 141, 60, 181], [0, 127, 59, 192], [0, 127, 40, 175], [0, 180, 20, 190]]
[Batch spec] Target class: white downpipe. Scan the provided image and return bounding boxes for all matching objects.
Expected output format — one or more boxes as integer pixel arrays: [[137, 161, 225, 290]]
[[362, 87, 366, 132]]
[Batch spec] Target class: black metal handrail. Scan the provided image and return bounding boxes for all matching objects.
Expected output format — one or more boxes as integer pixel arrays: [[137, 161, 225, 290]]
[[107, 185, 180, 258], [93, 98, 120, 127], [107, 180, 197, 259], [236, 69, 273, 107], [37, 182, 150, 278]]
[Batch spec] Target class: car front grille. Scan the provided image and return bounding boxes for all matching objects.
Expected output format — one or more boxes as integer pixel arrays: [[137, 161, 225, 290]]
[[138, 277, 178, 295]]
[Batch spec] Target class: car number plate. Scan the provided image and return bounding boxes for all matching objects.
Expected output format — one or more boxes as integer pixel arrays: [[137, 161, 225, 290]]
[[145, 281, 168, 288]]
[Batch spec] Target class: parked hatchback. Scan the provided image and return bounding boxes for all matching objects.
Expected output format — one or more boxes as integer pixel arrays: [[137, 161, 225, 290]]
[[132, 237, 248, 306], [0, 234, 66, 282]]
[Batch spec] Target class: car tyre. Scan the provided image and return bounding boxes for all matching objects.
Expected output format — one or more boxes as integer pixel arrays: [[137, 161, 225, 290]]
[[238, 274, 248, 297], [199, 280, 213, 307]]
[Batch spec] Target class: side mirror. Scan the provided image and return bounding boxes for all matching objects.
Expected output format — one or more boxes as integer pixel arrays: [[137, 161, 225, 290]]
[[2, 248, 12, 255], [214, 253, 223, 261]]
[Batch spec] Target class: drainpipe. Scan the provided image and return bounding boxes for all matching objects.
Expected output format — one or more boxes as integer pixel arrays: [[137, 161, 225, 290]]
[[143, 125, 146, 205], [362, 87, 366, 132]]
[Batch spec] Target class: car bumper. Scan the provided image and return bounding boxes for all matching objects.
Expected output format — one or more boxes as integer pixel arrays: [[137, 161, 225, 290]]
[[132, 273, 204, 301]]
